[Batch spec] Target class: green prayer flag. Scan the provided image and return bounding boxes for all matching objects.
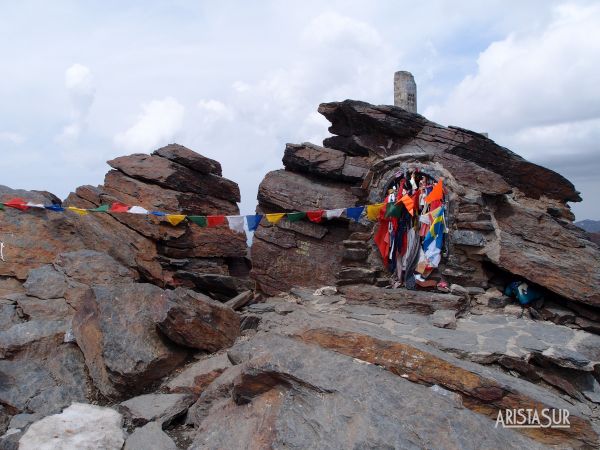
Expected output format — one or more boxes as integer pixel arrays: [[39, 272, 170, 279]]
[[188, 216, 208, 227], [90, 204, 109, 212], [286, 212, 306, 222], [385, 203, 403, 218], [0, 203, 4, 211]]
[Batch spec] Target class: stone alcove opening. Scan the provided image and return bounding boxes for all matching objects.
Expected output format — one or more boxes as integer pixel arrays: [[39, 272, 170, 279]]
[[368, 162, 450, 290]]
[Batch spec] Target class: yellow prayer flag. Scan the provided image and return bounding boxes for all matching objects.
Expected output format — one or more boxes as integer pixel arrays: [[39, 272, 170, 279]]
[[67, 206, 89, 216], [366, 203, 384, 221], [265, 213, 286, 224], [166, 214, 187, 226]]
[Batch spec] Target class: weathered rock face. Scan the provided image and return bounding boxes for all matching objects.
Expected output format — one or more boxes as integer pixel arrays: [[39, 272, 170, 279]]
[[251, 100, 600, 311], [185, 293, 600, 449]]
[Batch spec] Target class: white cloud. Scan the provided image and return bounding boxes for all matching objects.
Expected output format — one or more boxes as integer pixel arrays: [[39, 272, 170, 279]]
[[56, 63, 95, 144], [0, 131, 25, 145], [425, 3, 600, 133], [197, 99, 234, 123], [302, 11, 383, 50], [65, 63, 95, 115], [114, 97, 185, 152]]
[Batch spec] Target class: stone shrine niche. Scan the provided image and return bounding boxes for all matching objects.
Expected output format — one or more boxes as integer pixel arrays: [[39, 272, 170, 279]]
[[368, 162, 450, 289]]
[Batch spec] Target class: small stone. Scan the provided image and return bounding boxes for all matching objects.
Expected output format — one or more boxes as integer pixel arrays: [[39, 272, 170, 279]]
[[504, 304, 525, 317], [450, 284, 468, 296], [466, 287, 485, 295], [313, 286, 337, 296], [431, 310, 457, 329], [124, 421, 177, 450], [224, 291, 254, 311]]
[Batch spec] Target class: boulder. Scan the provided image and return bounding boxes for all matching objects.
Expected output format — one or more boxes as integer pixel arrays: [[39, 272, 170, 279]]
[[72, 283, 188, 398], [23, 265, 67, 299], [155, 288, 240, 352], [18, 403, 125, 450], [108, 153, 240, 202]]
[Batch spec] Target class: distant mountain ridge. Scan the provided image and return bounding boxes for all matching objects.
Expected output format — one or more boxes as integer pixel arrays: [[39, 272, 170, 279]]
[[576, 219, 600, 233]]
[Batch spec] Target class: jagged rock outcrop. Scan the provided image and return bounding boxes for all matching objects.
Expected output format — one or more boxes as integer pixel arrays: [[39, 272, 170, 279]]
[[0, 145, 250, 434], [251, 100, 600, 312]]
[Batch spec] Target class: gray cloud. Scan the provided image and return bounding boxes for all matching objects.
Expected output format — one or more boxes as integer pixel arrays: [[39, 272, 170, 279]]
[[0, 0, 598, 219]]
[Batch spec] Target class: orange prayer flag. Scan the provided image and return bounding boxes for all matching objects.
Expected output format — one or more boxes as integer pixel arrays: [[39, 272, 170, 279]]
[[425, 179, 444, 204], [398, 195, 415, 216]]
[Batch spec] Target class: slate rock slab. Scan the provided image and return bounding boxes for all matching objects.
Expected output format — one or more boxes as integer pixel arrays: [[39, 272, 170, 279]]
[[119, 393, 195, 427]]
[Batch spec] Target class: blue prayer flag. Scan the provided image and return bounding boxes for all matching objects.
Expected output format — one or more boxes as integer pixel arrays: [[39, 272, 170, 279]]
[[246, 214, 263, 231], [45, 204, 65, 212], [345, 206, 364, 222]]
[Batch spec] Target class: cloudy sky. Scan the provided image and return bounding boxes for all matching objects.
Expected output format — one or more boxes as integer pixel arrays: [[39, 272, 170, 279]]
[[1, 1, 599, 219]]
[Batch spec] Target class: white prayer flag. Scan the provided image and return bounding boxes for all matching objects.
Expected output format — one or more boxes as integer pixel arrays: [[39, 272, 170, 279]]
[[227, 215, 245, 234], [325, 208, 344, 219], [128, 206, 149, 215]]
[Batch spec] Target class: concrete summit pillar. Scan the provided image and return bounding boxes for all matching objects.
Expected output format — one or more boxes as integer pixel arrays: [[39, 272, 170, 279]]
[[394, 71, 417, 113]]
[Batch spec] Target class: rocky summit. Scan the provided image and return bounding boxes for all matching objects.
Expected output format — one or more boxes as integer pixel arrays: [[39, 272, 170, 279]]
[[1, 102, 600, 449]]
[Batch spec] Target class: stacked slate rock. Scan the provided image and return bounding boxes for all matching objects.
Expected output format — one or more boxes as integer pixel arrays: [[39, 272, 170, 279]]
[[251, 100, 600, 313], [0, 145, 248, 439], [65, 144, 252, 298]]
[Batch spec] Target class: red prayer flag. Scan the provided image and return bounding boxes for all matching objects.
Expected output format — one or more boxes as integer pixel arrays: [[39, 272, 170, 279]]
[[306, 210, 324, 223], [4, 198, 29, 211], [110, 202, 130, 213], [425, 179, 444, 204], [207, 215, 225, 227]]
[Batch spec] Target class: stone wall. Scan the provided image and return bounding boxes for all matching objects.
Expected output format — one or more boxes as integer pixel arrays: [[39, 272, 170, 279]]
[[251, 100, 600, 311]]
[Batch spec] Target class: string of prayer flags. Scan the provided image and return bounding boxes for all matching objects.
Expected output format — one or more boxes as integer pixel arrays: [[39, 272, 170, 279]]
[[166, 214, 186, 226], [286, 212, 306, 222], [307, 210, 324, 223], [265, 213, 286, 224], [207, 215, 225, 227], [110, 202, 130, 213], [246, 214, 263, 231], [346, 206, 364, 222], [366, 203, 384, 221], [4, 198, 29, 211], [425, 178, 444, 204], [227, 216, 245, 234], [325, 208, 344, 220], [188, 216, 207, 227]]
